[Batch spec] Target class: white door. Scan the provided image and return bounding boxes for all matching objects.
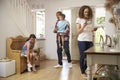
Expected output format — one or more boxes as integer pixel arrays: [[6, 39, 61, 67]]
[[70, 7, 80, 60], [62, 7, 80, 60]]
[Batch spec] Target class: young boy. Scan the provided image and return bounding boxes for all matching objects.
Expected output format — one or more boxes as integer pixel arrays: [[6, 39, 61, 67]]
[[57, 14, 69, 49]]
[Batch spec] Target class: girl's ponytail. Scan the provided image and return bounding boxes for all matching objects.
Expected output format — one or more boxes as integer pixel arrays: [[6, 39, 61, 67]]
[[26, 34, 36, 41]]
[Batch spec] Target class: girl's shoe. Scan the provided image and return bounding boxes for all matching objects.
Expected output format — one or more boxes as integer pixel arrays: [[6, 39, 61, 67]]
[[32, 64, 36, 71], [27, 63, 32, 68], [28, 67, 31, 72]]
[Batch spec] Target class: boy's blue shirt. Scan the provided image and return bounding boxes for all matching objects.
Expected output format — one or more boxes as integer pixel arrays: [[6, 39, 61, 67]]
[[57, 20, 68, 33]]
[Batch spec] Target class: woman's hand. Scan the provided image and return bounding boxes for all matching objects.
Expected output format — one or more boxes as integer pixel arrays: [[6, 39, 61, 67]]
[[77, 23, 86, 35], [83, 21, 87, 28]]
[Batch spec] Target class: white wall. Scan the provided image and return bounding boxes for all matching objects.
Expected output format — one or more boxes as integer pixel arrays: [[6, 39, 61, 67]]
[[34, 0, 106, 59]]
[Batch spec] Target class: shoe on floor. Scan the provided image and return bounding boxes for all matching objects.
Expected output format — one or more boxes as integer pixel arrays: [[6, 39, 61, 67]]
[[27, 63, 32, 68], [32, 64, 36, 71], [81, 73, 87, 78], [54, 64, 62, 68], [28, 67, 31, 72], [32, 67, 36, 71], [68, 63, 72, 68]]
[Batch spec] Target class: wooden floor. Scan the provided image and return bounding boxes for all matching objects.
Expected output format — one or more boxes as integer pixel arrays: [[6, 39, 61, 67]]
[[0, 60, 87, 80]]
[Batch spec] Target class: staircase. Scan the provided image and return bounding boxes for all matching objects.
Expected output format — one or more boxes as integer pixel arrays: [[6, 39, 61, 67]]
[[3, 0, 35, 36]]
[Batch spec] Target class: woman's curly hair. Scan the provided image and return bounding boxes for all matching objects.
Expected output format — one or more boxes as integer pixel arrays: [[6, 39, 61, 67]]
[[79, 5, 93, 19]]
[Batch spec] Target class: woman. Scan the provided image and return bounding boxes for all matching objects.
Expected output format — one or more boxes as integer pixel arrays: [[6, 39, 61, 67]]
[[76, 5, 97, 77], [22, 34, 37, 72]]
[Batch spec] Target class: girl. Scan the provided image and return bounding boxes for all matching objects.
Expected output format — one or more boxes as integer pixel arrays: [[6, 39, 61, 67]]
[[22, 34, 37, 72], [76, 5, 97, 78]]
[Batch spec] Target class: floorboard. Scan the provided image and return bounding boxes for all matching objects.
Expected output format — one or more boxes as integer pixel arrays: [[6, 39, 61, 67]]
[[0, 60, 87, 80]]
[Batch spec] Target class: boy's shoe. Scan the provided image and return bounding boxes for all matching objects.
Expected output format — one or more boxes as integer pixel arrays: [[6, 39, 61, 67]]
[[54, 64, 62, 68], [68, 63, 72, 68]]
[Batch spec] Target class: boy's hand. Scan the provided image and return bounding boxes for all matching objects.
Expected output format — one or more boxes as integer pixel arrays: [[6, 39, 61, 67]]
[[94, 27, 98, 31], [91, 27, 98, 32]]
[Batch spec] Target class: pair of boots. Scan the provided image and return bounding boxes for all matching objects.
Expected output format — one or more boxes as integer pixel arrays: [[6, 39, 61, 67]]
[[27, 63, 36, 72]]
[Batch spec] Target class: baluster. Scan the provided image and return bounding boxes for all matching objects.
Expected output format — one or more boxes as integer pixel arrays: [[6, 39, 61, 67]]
[[16, 0, 19, 13], [26, 7, 28, 29], [25, 0, 27, 27], [25, 0, 31, 34], [18, 0, 21, 9], [5, 0, 10, 4], [24, 0, 26, 26], [18, 0, 21, 25], [20, 0, 23, 17], [22, 0, 25, 25], [12, 0, 15, 8], [20, 0, 23, 20], [16, 0, 18, 7], [25, 2, 28, 28], [14, 0, 16, 8], [28, 9, 30, 30], [22, 0, 25, 26], [10, 0, 12, 5], [15, 0, 18, 12], [27, 7, 30, 30], [7, 0, 10, 3], [17, 0, 20, 11]]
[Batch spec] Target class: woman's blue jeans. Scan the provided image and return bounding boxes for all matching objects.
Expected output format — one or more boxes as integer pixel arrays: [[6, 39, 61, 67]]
[[78, 41, 93, 74]]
